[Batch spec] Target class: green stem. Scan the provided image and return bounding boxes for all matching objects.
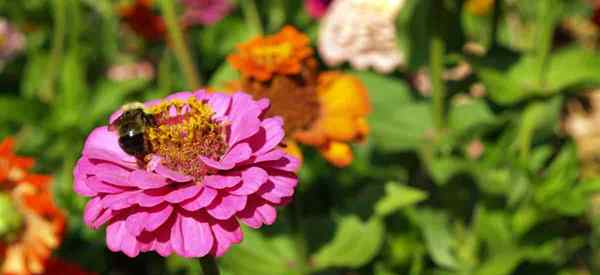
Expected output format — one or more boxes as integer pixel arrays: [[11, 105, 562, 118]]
[[241, 0, 263, 36], [534, 0, 559, 89], [288, 198, 308, 275], [159, 0, 202, 90], [430, 1, 446, 135], [40, 0, 66, 103], [199, 256, 220, 275], [490, 0, 502, 50]]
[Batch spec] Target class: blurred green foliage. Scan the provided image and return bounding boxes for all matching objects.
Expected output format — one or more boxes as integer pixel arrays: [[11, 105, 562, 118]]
[[2, 0, 600, 274]]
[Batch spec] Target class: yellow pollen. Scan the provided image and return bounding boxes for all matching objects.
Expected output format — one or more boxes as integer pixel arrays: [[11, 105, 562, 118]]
[[250, 42, 293, 69], [145, 97, 228, 179]]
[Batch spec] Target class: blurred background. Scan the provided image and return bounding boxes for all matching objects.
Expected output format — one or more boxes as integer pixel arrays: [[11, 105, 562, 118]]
[[3, 0, 600, 274]]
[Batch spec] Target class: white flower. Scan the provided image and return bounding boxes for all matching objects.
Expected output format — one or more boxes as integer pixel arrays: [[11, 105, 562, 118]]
[[318, 0, 405, 73]]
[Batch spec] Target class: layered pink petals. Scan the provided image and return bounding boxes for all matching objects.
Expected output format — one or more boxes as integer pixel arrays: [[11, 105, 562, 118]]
[[74, 90, 298, 258]]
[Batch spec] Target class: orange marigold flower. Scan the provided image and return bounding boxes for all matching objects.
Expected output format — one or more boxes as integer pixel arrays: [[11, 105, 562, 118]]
[[228, 26, 313, 81], [0, 138, 34, 183], [227, 27, 371, 167], [465, 0, 494, 16], [294, 72, 371, 167], [0, 137, 65, 275]]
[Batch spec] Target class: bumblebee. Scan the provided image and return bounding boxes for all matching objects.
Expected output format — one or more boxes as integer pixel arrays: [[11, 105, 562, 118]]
[[109, 102, 156, 158]]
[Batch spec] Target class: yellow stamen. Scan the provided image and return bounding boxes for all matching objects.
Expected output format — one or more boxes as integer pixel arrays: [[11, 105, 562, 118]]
[[146, 97, 228, 179]]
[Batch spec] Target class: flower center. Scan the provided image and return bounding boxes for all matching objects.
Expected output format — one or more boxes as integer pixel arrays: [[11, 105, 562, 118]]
[[249, 42, 294, 69], [241, 61, 321, 135], [0, 192, 24, 243], [146, 98, 228, 179]]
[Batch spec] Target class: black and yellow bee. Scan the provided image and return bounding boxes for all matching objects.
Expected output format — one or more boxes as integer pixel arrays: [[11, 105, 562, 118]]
[[109, 102, 156, 158]]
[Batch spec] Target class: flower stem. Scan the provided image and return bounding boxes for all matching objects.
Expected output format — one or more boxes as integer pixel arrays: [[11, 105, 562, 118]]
[[241, 0, 263, 36], [490, 0, 502, 50], [199, 256, 220, 275], [40, 0, 66, 103], [288, 198, 308, 275], [430, 1, 446, 135], [159, 0, 202, 90]]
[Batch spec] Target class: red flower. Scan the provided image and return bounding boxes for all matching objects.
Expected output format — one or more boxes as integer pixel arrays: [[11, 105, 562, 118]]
[[119, 0, 166, 41]]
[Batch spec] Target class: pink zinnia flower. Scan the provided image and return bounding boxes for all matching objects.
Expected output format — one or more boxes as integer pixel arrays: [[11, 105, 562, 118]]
[[73, 90, 299, 258], [305, 0, 333, 19], [181, 0, 234, 27]]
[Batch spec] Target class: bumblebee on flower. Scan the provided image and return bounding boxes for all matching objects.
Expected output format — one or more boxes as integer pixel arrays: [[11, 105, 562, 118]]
[[74, 90, 299, 258], [227, 26, 371, 167]]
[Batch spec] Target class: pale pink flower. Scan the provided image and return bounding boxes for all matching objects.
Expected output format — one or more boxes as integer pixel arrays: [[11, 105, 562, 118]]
[[0, 18, 25, 65], [318, 0, 405, 73], [74, 90, 299, 258], [107, 61, 155, 82], [181, 0, 234, 27]]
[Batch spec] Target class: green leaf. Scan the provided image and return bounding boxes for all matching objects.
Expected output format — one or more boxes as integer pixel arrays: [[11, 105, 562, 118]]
[[312, 216, 385, 270], [220, 228, 301, 275], [410, 209, 458, 269], [375, 182, 428, 217], [475, 251, 524, 275], [0, 96, 42, 123], [351, 71, 431, 151], [448, 99, 495, 136], [546, 46, 600, 91]]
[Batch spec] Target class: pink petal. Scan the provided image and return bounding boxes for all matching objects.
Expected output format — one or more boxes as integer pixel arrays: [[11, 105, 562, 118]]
[[256, 98, 270, 112], [102, 190, 140, 210], [170, 214, 214, 257], [125, 209, 148, 237], [199, 156, 235, 170], [74, 176, 96, 197], [128, 170, 170, 189], [261, 154, 301, 172], [84, 197, 106, 228], [228, 112, 261, 146], [229, 167, 267, 196], [237, 198, 276, 228], [87, 176, 131, 194], [120, 232, 141, 257], [180, 187, 218, 211], [155, 219, 175, 257], [155, 164, 194, 182], [211, 219, 243, 257], [203, 175, 241, 189], [256, 203, 277, 225], [165, 184, 202, 203], [106, 219, 128, 252], [145, 204, 174, 232], [253, 150, 285, 163], [93, 163, 132, 187], [134, 188, 170, 207], [254, 117, 285, 155], [83, 126, 137, 166], [166, 91, 194, 101], [206, 194, 247, 220], [207, 93, 231, 119], [73, 158, 97, 196], [222, 143, 252, 164]]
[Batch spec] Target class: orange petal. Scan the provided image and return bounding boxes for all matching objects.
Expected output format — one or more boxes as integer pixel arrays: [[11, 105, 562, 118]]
[[318, 73, 370, 116], [321, 116, 360, 142], [3, 245, 28, 275], [319, 142, 353, 167]]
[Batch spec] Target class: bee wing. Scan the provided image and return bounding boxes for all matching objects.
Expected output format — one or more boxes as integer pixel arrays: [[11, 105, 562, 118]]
[[108, 116, 121, 132]]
